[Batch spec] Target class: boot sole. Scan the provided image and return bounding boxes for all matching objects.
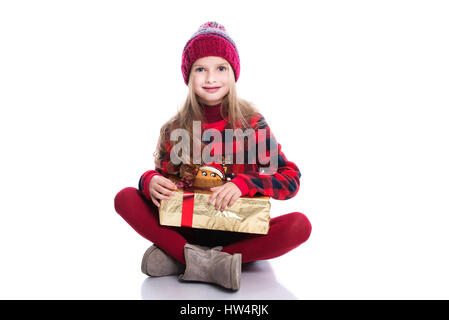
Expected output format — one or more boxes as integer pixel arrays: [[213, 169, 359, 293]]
[[230, 253, 242, 291], [141, 245, 158, 276]]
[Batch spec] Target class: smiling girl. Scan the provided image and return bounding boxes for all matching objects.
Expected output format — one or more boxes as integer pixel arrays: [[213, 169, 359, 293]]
[[114, 21, 312, 291]]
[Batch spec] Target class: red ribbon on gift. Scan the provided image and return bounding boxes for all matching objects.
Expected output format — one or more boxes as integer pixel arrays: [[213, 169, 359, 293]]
[[181, 188, 195, 227]]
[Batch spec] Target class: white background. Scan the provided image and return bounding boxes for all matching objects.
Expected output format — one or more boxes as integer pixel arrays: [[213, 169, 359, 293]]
[[1, 0, 448, 299]]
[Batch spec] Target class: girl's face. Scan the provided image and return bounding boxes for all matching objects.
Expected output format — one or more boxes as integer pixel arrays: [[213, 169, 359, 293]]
[[191, 56, 231, 106]]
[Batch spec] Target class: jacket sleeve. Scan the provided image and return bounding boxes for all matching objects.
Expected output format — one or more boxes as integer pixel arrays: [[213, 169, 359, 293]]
[[138, 134, 178, 200], [230, 114, 301, 200]]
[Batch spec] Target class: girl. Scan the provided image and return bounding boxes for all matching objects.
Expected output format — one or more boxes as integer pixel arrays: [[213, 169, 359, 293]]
[[114, 21, 312, 291]]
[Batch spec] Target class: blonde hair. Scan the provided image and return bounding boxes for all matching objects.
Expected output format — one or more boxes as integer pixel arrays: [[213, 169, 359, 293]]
[[154, 64, 262, 176]]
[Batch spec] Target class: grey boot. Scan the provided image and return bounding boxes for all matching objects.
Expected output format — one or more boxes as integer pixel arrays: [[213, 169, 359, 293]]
[[141, 244, 185, 277], [178, 244, 242, 291]]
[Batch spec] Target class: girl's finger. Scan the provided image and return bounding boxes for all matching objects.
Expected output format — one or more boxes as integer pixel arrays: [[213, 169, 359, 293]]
[[226, 193, 238, 209], [155, 184, 175, 196], [212, 190, 222, 209], [160, 178, 177, 191], [221, 193, 235, 211], [151, 195, 160, 208], [215, 189, 231, 211], [209, 194, 217, 204], [152, 189, 171, 201], [209, 187, 221, 203]]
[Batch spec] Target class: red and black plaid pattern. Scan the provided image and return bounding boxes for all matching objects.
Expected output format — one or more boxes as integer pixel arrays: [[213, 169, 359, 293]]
[[139, 113, 301, 200]]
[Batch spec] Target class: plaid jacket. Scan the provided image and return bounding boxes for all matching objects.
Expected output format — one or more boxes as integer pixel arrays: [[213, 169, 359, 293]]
[[138, 112, 301, 200]]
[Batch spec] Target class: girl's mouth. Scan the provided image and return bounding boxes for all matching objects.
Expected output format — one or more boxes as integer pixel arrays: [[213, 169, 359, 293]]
[[203, 87, 220, 93]]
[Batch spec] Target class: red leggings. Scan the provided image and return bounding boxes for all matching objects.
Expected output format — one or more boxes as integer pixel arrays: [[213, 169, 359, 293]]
[[114, 187, 312, 264]]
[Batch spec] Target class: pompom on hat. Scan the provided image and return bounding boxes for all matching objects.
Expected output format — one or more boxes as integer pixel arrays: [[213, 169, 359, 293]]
[[181, 21, 240, 86]]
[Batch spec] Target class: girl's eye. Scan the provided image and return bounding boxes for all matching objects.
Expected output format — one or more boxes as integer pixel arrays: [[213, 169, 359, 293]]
[[202, 171, 207, 176], [195, 66, 227, 72], [210, 173, 216, 177]]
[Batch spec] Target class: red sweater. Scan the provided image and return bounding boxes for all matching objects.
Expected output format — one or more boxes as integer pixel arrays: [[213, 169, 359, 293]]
[[138, 103, 301, 200]]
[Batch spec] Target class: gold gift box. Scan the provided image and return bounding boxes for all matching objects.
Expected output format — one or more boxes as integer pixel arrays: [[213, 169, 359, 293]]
[[158, 177, 271, 235]]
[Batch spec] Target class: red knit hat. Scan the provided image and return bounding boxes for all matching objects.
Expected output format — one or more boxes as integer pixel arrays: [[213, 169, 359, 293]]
[[181, 21, 240, 86]]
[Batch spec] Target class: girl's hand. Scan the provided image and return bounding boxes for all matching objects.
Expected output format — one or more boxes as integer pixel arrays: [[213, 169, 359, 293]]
[[149, 175, 177, 208], [209, 182, 242, 211]]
